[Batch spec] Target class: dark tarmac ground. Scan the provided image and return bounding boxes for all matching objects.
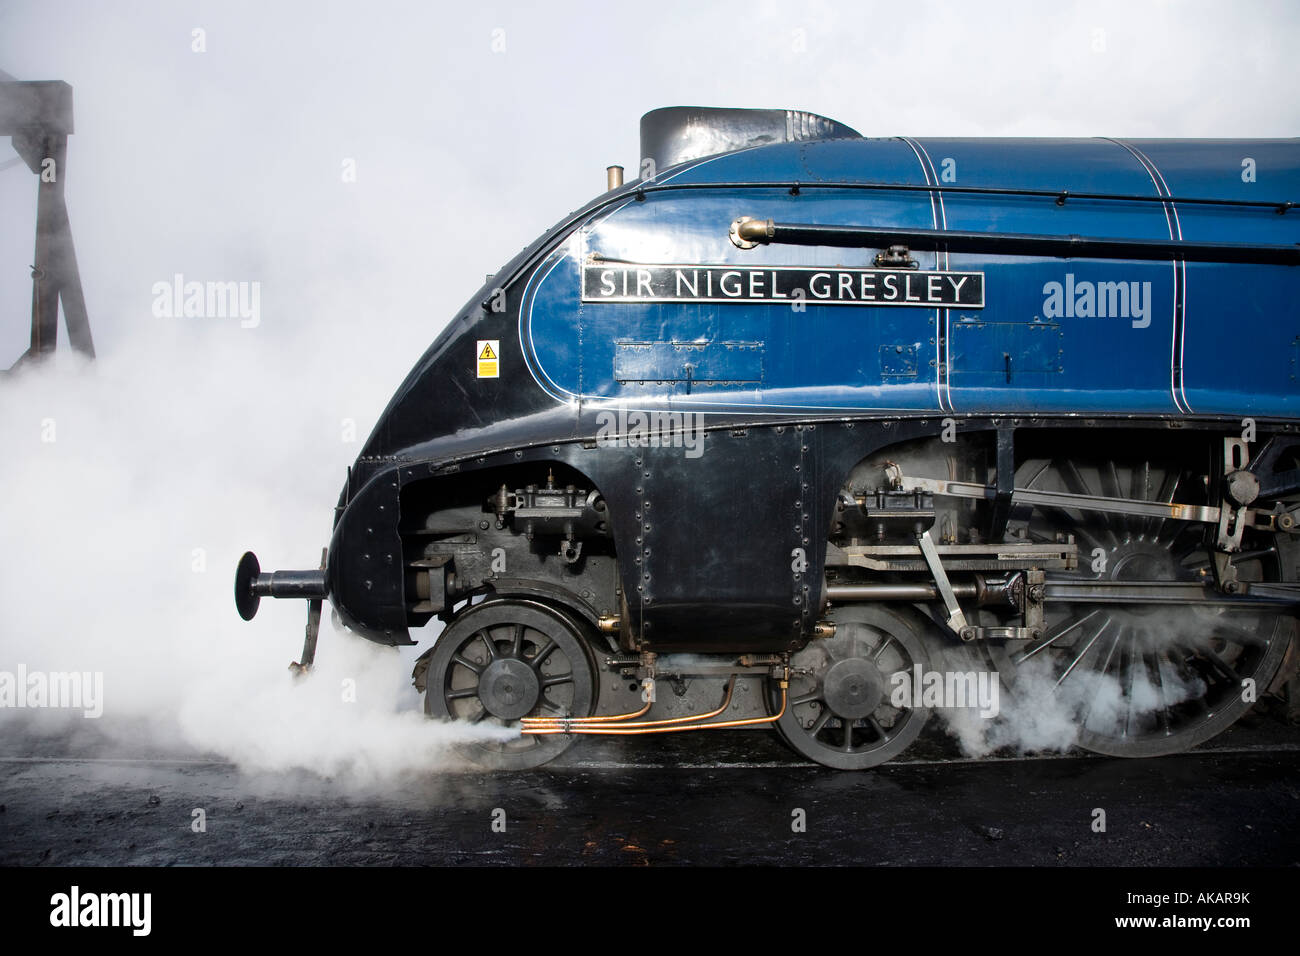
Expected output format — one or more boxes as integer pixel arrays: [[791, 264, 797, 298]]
[[1, 704, 1297, 867]]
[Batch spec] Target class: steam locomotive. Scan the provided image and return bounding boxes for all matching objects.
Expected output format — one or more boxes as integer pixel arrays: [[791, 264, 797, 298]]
[[236, 107, 1300, 770]]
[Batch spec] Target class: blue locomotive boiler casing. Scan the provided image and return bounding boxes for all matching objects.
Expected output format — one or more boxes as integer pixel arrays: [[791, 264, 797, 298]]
[[322, 108, 1299, 652]]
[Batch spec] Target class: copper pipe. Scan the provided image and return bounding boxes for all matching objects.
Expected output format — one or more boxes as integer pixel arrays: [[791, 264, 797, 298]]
[[520, 696, 651, 725], [521, 682, 787, 736], [524, 677, 736, 731]]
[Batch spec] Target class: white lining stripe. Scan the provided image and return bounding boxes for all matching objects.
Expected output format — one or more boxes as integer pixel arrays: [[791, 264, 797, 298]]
[[900, 137, 949, 412], [909, 139, 954, 413], [1130, 146, 1192, 412], [1103, 138, 1189, 414]]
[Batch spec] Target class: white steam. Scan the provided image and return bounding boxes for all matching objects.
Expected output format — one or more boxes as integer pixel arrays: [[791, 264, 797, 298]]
[[0, 336, 512, 780], [931, 634, 1208, 758]]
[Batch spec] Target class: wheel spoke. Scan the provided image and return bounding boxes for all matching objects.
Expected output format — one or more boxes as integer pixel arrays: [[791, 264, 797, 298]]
[[1176, 642, 1227, 687], [1096, 626, 1123, 677], [1022, 459, 1053, 489], [1054, 618, 1111, 688], [1146, 648, 1172, 736], [841, 722, 855, 752], [1236, 545, 1278, 565], [511, 623, 524, 658], [479, 630, 497, 662], [1016, 609, 1102, 664], [1198, 645, 1241, 684], [1100, 459, 1122, 498], [1060, 458, 1119, 546], [1129, 460, 1150, 504], [1172, 646, 1212, 714], [810, 708, 832, 735], [1119, 628, 1140, 739], [1078, 626, 1124, 731], [791, 690, 822, 707], [1102, 459, 1128, 535], [1209, 619, 1268, 648], [541, 672, 574, 688], [446, 688, 479, 701], [868, 715, 890, 742], [1181, 546, 1277, 571], [1057, 458, 1092, 497], [873, 636, 894, 662], [529, 637, 557, 670], [452, 653, 483, 675]]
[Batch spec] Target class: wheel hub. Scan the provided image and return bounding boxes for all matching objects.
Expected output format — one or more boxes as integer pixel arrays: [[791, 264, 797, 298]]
[[821, 658, 884, 719], [1106, 541, 1184, 617], [478, 658, 540, 720], [1108, 542, 1180, 582]]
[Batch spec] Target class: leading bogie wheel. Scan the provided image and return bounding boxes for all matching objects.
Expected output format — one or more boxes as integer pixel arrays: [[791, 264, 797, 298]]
[[424, 598, 597, 770]]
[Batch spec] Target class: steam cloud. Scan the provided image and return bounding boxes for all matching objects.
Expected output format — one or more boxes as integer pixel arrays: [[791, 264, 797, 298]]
[[930, 632, 1209, 758], [0, 340, 517, 780]]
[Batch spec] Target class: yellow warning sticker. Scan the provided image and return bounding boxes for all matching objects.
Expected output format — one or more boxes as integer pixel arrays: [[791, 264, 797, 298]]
[[476, 339, 499, 379]]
